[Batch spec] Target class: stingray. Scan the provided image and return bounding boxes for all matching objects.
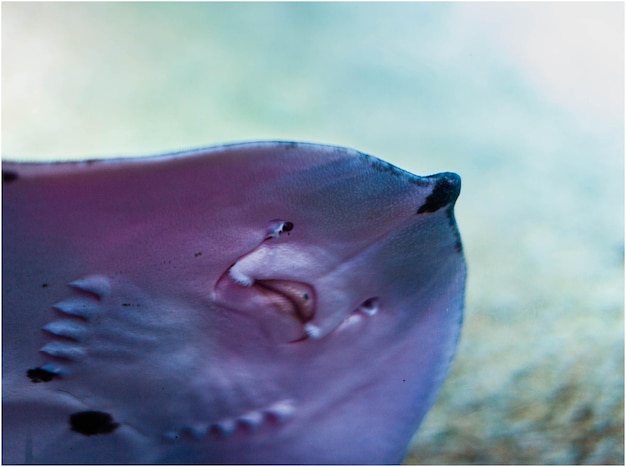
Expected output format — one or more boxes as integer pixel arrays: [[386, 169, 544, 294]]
[[2, 141, 466, 464]]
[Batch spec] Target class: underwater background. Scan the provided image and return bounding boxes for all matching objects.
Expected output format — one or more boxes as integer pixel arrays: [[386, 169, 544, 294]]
[[3, 2, 624, 464]]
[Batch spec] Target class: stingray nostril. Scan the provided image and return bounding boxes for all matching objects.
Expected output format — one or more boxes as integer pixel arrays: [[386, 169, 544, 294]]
[[265, 219, 294, 239], [358, 297, 380, 316]]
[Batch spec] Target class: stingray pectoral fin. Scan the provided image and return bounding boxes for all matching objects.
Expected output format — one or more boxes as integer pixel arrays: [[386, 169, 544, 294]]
[[3, 141, 465, 464]]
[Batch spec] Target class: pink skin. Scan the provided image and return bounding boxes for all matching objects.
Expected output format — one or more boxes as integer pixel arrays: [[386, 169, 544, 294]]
[[2, 142, 465, 464]]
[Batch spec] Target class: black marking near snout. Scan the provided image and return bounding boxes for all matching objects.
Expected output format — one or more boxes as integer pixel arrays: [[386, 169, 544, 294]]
[[70, 411, 120, 436], [27, 367, 58, 383], [417, 173, 461, 214]]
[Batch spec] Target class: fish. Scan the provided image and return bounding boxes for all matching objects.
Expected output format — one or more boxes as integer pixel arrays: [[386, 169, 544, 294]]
[[2, 141, 466, 464]]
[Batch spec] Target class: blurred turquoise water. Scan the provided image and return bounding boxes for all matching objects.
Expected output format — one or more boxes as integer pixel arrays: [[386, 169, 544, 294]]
[[3, 2, 623, 463]]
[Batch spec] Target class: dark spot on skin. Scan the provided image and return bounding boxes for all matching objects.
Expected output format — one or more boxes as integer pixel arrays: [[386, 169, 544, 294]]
[[121, 303, 140, 308], [417, 173, 461, 214], [69, 411, 119, 436], [194, 252, 202, 257], [303, 293, 309, 300], [2, 170, 18, 183], [27, 367, 58, 383], [282, 222, 294, 233], [42, 283, 49, 288]]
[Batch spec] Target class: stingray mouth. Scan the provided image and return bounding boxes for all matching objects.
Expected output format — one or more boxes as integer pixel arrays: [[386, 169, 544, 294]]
[[214, 271, 316, 343], [254, 280, 315, 323]]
